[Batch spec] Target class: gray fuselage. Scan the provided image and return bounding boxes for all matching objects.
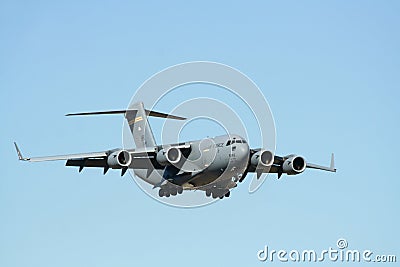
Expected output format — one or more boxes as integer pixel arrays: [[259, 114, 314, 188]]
[[134, 134, 249, 190]]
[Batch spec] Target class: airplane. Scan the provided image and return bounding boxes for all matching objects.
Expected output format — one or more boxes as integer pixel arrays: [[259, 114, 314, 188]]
[[14, 101, 336, 199]]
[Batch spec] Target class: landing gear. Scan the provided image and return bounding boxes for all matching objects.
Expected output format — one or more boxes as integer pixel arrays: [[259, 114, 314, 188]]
[[177, 187, 183, 194], [158, 189, 165, 197], [158, 185, 184, 197], [209, 189, 230, 199], [211, 191, 219, 199], [158, 188, 170, 197]]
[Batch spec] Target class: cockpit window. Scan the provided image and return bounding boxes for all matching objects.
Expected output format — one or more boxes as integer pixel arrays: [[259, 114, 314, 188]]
[[227, 139, 246, 145]]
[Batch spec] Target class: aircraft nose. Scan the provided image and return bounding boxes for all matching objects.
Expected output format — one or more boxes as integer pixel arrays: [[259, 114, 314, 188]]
[[236, 142, 250, 162]]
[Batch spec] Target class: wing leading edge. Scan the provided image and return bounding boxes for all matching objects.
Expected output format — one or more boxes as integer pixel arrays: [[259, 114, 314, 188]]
[[246, 149, 336, 180], [14, 142, 107, 162], [270, 153, 336, 174], [13, 142, 163, 176], [306, 153, 336, 172]]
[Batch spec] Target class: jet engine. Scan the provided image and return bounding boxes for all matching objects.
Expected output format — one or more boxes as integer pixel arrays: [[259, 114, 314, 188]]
[[156, 147, 182, 166], [107, 150, 132, 168], [251, 150, 274, 167], [282, 155, 306, 175]]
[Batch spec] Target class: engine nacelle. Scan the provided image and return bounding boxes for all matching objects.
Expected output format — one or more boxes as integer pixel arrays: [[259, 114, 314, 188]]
[[282, 155, 306, 175], [251, 150, 274, 168], [156, 147, 182, 166], [107, 150, 132, 168]]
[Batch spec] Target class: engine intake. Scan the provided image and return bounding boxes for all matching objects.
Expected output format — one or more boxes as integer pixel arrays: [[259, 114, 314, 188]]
[[251, 150, 274, 168], [107, 150, 132, 168], [156, 147, 182, 166], [282, 155, 306, 175]]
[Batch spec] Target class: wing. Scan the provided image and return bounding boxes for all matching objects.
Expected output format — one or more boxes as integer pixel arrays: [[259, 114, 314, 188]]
[[247, 148, 336, 179], [14, 148, 108, 163], [14, 142, 162, 175], [306, 153, 336, 172]]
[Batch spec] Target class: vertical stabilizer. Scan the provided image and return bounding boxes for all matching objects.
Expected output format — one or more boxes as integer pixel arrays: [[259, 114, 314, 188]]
[[125, 102, 157, 148]]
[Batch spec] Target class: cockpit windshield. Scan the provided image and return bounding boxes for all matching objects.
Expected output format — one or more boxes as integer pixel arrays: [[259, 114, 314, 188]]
[[226, 139, 247, 146]]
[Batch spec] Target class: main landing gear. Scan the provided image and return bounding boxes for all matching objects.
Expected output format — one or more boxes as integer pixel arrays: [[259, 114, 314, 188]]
[[205, 188, 231, 199], [158, 186, 183, 197]]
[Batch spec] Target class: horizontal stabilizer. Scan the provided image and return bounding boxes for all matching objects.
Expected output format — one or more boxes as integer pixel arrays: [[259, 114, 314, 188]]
[[66, 109, 186, 120]]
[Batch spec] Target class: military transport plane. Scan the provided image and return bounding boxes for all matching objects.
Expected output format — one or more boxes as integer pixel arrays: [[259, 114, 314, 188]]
[[14, 102, 336, 199]]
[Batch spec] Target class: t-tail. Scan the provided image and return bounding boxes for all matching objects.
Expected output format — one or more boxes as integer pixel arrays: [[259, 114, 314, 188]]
[[66, 101, 186, 148], [125, 102, 156, 148]]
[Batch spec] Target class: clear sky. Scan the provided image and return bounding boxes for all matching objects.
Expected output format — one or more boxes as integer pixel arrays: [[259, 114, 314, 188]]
[[1, 0, 399, 266]]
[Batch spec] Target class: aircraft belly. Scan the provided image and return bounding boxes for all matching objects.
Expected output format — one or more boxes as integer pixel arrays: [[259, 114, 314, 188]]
[[186, 171, 222, 187]]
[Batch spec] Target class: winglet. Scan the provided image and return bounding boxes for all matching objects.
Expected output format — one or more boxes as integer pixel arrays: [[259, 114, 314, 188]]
[[305, 153, 336, 173], [330, 153, 336, 171], [14, 142, 28, 161]]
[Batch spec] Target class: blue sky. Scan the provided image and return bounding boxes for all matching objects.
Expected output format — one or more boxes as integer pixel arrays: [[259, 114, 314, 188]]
[[1, 0, 399, 266]]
